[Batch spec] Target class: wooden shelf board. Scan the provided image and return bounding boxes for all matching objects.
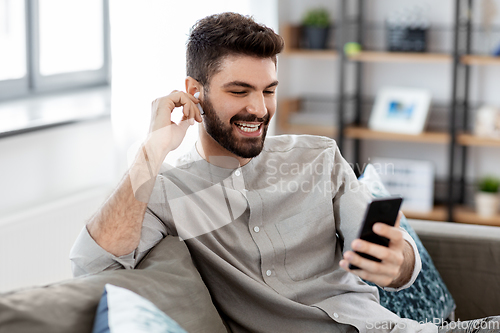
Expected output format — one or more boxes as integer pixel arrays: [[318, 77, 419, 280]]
[[404, 205, 500, 226], [403, 206, 448, 221], [344, 126, 450, 144], [279, 124, 337, 137], [348, 51, 452, 63], [461, 55, 500, 66], [457, 133, 500, 147], [283, 49, 338, 59], [454, 206, 500, 226]]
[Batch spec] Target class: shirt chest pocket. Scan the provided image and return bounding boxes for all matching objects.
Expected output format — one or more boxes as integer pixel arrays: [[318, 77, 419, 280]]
[[275, 199, 337, 281]]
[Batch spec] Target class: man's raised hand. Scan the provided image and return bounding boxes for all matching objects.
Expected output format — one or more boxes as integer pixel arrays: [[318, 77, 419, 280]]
[[148, 90, 202, 155], [130, 91, 203, 202]]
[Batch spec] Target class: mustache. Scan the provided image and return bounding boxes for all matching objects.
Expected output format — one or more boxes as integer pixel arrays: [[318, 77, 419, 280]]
[[231, 113, 270, 124]]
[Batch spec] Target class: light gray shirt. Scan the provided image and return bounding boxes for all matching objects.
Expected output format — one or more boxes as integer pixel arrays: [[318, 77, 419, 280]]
[[71, 135, 434, 333]]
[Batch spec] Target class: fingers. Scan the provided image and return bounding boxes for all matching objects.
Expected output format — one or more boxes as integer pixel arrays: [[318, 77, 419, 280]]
[[151, 91, 202, 130], [340, 254, 397, 287], [340, 222, 406, 287], [167, 91, 201, 125], [372, 222, 404, 246], [395, 211, 403, 228]]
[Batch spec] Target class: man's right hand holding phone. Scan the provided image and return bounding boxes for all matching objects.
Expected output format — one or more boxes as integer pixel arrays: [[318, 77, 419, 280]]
[[339, 211, 416, 289]]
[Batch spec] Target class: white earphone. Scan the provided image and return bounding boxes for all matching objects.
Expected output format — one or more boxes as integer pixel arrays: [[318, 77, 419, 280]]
[[194, 92, 204, 115]]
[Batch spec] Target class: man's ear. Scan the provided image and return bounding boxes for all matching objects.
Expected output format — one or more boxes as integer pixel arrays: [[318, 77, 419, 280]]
[[185, 76, 202, 97]]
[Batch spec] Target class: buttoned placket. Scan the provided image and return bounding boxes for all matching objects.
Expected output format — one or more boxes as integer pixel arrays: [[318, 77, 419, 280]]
[[227, 166, 297, 300]]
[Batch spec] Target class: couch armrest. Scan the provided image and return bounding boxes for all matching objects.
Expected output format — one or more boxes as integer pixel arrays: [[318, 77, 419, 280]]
[[409, 219, 500, 320], [0, 236, 227, 333]]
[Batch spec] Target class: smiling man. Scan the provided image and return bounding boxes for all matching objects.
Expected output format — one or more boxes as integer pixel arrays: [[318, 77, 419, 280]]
[[192, 55, 276, 161], [69, 12, 498, 333]]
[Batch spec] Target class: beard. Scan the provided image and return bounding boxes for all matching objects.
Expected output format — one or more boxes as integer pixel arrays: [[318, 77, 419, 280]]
[[201, 94, 270, 159]]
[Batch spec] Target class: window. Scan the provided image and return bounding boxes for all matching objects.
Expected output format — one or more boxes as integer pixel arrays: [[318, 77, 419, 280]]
[[0, 0, 110, 100]]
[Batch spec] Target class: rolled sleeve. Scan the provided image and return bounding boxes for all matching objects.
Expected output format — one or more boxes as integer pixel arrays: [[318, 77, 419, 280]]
[[382, 228, 422, 292], [69, 208, 169, 277], [69, 226, 137, 277]]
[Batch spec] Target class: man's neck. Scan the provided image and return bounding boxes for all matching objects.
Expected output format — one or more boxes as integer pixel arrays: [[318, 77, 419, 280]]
[[196, 128, 252, 168]]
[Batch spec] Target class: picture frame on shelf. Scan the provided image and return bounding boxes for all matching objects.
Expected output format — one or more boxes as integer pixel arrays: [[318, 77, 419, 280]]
[[368, 87, 432, 135]]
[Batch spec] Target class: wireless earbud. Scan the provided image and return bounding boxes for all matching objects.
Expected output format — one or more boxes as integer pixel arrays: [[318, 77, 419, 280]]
[[194, 92, 205, 115]]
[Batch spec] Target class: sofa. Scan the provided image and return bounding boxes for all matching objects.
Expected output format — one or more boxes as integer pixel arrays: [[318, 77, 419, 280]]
[[408, 219, 500, 321], [0, 219, 499, 333]]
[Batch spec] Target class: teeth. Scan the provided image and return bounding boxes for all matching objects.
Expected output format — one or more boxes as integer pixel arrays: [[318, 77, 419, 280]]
[[235, 122, 260, 133]]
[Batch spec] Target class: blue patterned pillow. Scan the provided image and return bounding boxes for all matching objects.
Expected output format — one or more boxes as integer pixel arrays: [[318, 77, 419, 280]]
[[358, 164, 456, 323], [92, 284, 187, 333]]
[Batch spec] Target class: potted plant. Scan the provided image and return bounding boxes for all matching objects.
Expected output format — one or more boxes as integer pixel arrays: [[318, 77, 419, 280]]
[[302, 8, 331, 49], [476, 175, 500, 217]]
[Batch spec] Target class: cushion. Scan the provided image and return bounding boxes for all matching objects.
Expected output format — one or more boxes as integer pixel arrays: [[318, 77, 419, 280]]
[[358, 164, 456, 323], [0, 235, 227, 333], [92, 284, 187, 333]]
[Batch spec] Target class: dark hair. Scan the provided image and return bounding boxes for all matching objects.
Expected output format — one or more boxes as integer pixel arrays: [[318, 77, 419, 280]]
[[186, 12, 284, 88]]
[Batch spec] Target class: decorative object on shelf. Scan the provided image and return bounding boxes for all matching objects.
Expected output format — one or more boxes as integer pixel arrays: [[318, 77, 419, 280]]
[[344, 42, 361, 56], [369, 157, 435, 213], [368, 86, 431, 135], [386, 5, 430, 52], [474, 105, 500, 138], [301, 8, 331, 49], [475, 176, 500, 218]]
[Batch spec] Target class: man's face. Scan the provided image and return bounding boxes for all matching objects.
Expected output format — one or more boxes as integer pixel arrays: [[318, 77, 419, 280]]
[[201, 55, 278, 159]]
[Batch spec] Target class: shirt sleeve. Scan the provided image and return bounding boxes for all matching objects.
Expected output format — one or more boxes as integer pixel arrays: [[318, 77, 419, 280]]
[[69, 208, 168, 277], [330, 144, 421, 291], [331, 146, 373, 254]]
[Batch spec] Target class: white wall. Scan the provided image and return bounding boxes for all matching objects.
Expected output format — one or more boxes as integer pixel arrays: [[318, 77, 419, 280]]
[[0, 119, 117, 216], [0, 118, 118, 291]]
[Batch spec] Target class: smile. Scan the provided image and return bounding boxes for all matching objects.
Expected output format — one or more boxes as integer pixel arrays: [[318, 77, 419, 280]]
[[234, 122, 261, 133]]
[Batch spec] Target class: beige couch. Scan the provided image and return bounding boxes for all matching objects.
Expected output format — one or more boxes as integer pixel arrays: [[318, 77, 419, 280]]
[[0, 220, 499, 332], [408, 219, 500, 321]]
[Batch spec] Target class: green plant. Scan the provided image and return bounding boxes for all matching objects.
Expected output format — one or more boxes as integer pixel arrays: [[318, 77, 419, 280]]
[[302, 8, 330, 28], [478, 176, 500, 193]]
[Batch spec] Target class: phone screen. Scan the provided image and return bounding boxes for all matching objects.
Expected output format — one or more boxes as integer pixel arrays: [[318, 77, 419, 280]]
[[349, 197, 403, 270]]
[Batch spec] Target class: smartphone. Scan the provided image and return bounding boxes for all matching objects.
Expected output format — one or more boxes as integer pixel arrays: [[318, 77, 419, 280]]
[[348, 196, 403, 270]]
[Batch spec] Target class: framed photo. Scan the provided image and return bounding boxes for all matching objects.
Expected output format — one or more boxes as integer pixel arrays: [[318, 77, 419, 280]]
[[368, 87, 432, 135]]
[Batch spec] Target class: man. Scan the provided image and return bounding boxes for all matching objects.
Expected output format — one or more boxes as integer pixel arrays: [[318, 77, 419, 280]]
[[70, 13, 497, 333]]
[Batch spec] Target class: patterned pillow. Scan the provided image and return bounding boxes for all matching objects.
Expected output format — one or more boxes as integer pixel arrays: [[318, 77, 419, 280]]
[[92, 284, 187, 333], [358, 164, 456, 323]]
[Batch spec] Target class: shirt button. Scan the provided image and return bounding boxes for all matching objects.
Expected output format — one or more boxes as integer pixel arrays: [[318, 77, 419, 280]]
[[253, 226, 260, 233], [235, 170, 241, 176], [266, 270, 272, 277], [333, 313, 339, 319]]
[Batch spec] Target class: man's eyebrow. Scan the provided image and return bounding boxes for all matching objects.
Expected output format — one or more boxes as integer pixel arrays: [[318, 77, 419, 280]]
[[222, 80, 279, 90]]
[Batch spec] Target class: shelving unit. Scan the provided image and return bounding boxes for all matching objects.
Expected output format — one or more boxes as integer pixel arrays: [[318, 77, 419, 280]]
[[348, 51, 452, 64], [461, 55, 500, 66], [454, 206, 500, 226], [277, 0, 500, 226], [402, 206, 448, 222], [457, 134, 500, 147], [277, 98, 337, 137], [284, 49, 338, 59], [344, 126, 450, 144]]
